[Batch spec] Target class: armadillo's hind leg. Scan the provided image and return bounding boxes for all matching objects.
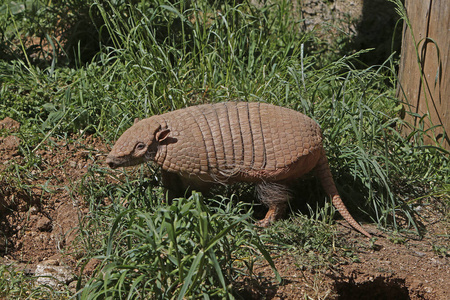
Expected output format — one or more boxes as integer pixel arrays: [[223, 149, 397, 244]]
[[255, 182, 292, 227]]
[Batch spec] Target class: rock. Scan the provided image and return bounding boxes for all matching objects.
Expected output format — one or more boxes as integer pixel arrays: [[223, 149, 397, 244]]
[[36, 216, 52, 232], [35, 260, 75, 288], [0, 135, 20, 153]]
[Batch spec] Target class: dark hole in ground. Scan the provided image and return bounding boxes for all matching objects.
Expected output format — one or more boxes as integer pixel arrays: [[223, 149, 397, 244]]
[[335, 277, 410, 300]]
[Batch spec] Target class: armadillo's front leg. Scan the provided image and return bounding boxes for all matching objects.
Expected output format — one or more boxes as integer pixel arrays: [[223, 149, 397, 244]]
[[256, 182, 292, 227], [161, 170, 214, 202], [161, 170, 185, 203]]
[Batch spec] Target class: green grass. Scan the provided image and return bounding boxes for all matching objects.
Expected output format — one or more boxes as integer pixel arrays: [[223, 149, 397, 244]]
[[0, 0, 449, 298], [76, 192, 279, 299]]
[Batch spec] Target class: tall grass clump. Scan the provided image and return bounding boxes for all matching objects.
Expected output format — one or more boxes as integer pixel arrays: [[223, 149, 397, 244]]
[[77, 192, 279, 299], [88, 0, 309, 119], [1, 0, 308, 137]]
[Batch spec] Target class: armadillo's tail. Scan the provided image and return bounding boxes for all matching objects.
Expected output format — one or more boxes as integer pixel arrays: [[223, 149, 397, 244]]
[[314, 150, 372, 238]]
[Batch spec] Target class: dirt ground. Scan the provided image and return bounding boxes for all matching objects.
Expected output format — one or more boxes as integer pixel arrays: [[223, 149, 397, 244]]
[[248, 220, 450, 300], [1, 117, 449, 299]]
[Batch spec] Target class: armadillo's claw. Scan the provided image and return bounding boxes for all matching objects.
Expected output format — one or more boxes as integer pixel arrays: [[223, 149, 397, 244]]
[[256, 204, 287, 227], [256, 217, 273, 228]]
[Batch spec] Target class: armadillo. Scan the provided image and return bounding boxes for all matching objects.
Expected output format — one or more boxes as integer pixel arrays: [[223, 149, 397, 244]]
[[106, 102, 372, 238]]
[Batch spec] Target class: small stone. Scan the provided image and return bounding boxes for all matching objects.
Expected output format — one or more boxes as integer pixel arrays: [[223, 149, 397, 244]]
[[36, 216, 52, 232], [413, 251, 426, 257], [44, 259, 59, 266], [68, 280, 78, 293], [35, 261, 75, 288], [29, 206, 39, 215], [0, 136, 20, 154]]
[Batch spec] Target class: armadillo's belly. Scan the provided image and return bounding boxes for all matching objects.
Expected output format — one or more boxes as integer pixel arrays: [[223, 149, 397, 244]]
[[154, 102, 323, 183]]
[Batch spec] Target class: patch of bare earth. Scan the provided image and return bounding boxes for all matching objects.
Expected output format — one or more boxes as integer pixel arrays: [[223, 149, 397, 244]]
[[246, 219, 449, 300], [1, 117, 449, 299], [0, 118, 107, 279]]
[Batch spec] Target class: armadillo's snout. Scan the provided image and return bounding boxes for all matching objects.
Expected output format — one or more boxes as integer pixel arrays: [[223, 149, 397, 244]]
[[107, 161, 117, 169], [106, 157, 118, 169]]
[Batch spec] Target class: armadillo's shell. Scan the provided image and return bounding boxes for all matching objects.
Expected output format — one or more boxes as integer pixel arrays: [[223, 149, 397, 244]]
[[153, 102, 323, 182]]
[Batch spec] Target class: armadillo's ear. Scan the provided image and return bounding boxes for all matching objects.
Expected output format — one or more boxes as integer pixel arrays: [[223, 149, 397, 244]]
[[134, 118, 140, 125], [155, 128, 171, 142]]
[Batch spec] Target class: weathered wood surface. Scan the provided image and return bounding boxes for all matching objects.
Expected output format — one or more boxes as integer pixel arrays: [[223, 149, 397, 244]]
[[397, 0, 449, 149]]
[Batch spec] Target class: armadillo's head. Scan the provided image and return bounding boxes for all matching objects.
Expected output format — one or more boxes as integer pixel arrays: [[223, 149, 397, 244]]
[[106, 118, 170, 169]]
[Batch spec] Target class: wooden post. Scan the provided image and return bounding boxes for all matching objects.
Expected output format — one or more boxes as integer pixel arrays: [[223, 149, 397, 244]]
[[397, 0, 449, 150]]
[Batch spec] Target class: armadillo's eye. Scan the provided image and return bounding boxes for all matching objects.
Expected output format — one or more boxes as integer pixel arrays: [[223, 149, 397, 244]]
[[135, 143, 146, 151]]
